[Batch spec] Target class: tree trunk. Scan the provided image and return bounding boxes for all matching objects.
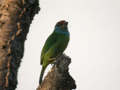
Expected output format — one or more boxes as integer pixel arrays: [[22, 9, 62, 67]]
[[0, 0, 40, 90], [37, 55, 76, 90]]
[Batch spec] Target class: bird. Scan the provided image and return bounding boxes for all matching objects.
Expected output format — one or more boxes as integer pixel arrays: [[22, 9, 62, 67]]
[[39, 20, 70, 84]]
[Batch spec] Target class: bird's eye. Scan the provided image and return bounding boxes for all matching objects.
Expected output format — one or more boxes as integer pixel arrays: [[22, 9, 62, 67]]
[[55, 20, 68, 27], [57, 21, 65, 26], [58, 23, 63, 26]]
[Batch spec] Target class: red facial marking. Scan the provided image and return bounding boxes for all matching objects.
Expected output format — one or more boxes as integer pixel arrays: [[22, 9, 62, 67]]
[[57, 20, 66, 25]]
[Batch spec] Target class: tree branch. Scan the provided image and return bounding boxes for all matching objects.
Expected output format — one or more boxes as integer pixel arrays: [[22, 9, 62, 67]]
[[37, 54, 76, 90]]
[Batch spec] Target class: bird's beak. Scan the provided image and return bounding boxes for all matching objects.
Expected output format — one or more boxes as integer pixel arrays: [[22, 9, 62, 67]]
[[65, 21, 68, 25], [62, 21, 68, 28]]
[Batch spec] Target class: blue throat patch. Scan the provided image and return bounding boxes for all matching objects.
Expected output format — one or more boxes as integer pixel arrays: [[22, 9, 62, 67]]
[[54, 27, 69, 36]]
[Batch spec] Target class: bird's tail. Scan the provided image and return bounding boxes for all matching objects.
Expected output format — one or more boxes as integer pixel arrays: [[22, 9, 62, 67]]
[[39, 66, 46, 85]]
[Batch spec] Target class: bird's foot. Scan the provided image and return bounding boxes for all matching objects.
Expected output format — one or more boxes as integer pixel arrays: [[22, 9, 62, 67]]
[[51, 62, 57, 67]]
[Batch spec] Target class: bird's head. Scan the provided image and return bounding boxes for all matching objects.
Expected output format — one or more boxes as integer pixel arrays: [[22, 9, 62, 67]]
[[55, 20, 68, 31]]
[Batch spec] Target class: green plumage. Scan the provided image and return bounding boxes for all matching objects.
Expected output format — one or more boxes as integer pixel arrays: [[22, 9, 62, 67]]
[[39, 20, 69, 84]]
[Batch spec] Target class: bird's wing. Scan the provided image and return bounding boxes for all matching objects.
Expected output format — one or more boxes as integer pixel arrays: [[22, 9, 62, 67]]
[[43, 35, 69, 63], [40, 33, 57, 64]]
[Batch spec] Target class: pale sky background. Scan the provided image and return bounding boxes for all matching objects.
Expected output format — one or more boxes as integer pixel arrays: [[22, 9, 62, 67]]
[[17, 0, 120, 90]]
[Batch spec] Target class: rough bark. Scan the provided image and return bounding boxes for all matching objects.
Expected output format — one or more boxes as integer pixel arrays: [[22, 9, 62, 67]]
[[37, 55, 76, 90], [0, 0, 40, 90]]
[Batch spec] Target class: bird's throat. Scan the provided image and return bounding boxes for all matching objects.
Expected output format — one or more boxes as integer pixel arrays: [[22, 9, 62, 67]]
[[54, 28, 69, 36]]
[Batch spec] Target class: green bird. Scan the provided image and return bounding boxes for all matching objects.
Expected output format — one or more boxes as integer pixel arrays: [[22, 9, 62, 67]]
[[39, 20, 70, 84]]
